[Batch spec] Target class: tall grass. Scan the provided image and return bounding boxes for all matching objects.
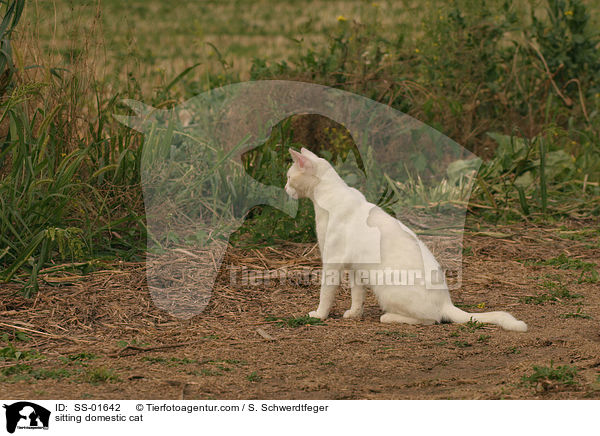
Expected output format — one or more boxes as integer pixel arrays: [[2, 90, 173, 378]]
[[0, 83, 147, 295], [0, 0, 146, 295]]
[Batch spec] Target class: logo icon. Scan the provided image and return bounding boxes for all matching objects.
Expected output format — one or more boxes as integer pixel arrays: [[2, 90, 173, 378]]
[[3, 402, 50, 434], [117, 80, 479, 318]]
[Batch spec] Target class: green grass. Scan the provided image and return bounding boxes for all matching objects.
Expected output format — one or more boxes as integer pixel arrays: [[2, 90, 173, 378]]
[[577, 270, 599, 284], [265, 315, 326, 328], [454, 340, 472, 348], [142, 356, 245, 376], [0, 363, 71, 382], [557, 228, 600, 241], [477, 334, 491, 343], [117, 339, 150, 348], [464, 319, 486, 332], [530, 253, 597, 272], [64, 352, 98, 361], [246, 371, 262, 382], [521, 362, 578, 391], [142, 356, 200, 366], [375, 330, 417, 338], [83, 367, 120, 384], [30, 368, 71, 380], [520, 278, 582, 305], [560, 308, 592, 319]]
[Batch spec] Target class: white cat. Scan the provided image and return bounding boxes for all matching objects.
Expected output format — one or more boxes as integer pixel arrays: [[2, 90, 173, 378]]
[[285, 147, 527, 332]]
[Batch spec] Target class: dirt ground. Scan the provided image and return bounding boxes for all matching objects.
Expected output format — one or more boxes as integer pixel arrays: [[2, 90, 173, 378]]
[[1, 220, 599, 400]]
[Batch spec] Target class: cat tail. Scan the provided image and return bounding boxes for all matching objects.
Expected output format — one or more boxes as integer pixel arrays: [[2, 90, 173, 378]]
[[441, 304, 527, 332]]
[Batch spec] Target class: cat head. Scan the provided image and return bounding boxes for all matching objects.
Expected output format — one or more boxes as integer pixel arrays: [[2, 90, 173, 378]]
[[285, 147, 330, 199]]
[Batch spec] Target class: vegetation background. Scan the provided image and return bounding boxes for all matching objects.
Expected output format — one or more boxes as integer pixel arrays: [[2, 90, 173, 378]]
[[0, 0, 598, 399], [1, 0, 598, 292]]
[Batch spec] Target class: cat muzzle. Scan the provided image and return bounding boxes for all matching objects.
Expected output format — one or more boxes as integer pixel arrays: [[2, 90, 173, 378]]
[[285, 185, 299, 199]]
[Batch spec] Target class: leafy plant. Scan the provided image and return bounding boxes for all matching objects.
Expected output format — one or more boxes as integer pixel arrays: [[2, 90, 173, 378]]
[[530, 0, 600, 92], [522, 361, 578, 391], [0, 343, 41, 361]]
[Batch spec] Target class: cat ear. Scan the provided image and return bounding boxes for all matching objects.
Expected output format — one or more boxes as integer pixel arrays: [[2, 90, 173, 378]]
[[289, 148, 313, 171], [300, 147, 319, 159]]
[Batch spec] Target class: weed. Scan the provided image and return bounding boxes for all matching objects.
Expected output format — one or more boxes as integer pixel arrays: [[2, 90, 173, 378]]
[[557, 228, 600, 241], [194, 368, 222, 377], [117, 340, 149, 348], [0, 364, 70, 382], [30, 368, 71, 380], [265, 315, 325, 328], [477, 334, 491, 343], [530, 253, 596, 272], [577, 270, 599, 284], [142, 356, 200, 366], [0, 331, 30, 342], [83, 367, 120, 384], [66, 352, 98, 361], [0, 363, 31, 378], [454, 341, 472, 348], [521, 278, 582, 304], [215, 364, 232, 372], [0, 343, 41, 361], [560, 308, 592, 319], [375, 331, 417, 339], [464, 319, 486, 332], [521, 361, 578, 391], [247, 371, 262, 382], [141, 356, 168, 364], [221, 359, 244, 365]]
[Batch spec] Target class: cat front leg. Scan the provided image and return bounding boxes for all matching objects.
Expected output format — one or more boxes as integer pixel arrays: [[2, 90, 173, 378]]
[[343, 284, 366, 319], [308, 283, 338, 319], [308, 267, 340, 319]]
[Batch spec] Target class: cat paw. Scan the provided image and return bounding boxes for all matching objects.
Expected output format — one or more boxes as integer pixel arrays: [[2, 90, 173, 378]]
[[308, 311, 326, 319], [343, 309, 362, 319]]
